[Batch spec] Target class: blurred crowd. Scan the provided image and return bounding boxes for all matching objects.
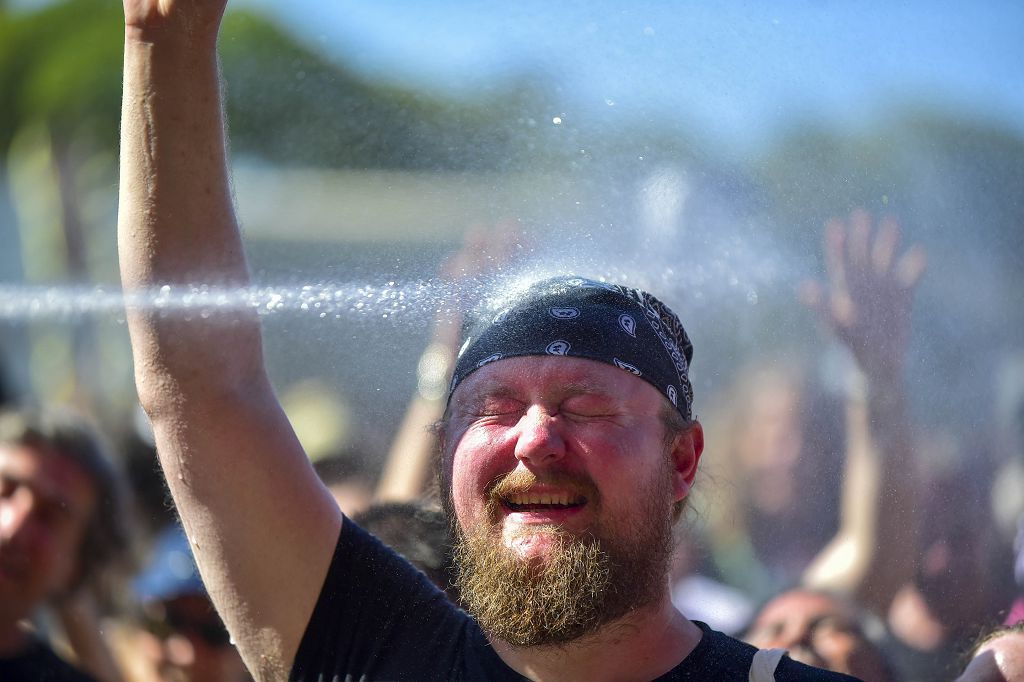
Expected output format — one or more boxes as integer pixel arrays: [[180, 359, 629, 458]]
[[1, 214, 1023, 682]]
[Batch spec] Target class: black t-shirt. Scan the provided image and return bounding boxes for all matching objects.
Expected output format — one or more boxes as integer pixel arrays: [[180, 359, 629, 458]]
[[291, 521, 861, 681], [0, 639, 96, 681]]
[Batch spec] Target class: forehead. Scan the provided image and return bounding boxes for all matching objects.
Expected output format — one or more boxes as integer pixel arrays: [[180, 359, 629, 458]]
[[451, 355, 663, 406], [0, 443, 96, 512]]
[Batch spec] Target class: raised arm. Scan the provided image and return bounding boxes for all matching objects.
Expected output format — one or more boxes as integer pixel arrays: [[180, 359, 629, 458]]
[[118, 2, 342, 677], [376, 225, 519, 502], [800, 211, 926, 616]]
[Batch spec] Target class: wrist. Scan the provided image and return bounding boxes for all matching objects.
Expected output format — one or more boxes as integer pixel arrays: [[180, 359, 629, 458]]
[[417, 342, 454, 401], [125, 20, 221, 52]]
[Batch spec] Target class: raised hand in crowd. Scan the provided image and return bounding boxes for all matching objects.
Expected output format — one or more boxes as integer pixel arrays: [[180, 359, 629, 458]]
[[801, 210, 927, 379], [801, 211, 926, 616], [376, 222, 522, 503]]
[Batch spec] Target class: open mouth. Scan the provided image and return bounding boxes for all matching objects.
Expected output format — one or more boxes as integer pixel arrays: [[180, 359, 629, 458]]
[[501, 492, 587, 513]]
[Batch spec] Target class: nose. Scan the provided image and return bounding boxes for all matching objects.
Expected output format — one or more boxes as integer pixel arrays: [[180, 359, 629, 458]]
[[513, 406, 566, 466]]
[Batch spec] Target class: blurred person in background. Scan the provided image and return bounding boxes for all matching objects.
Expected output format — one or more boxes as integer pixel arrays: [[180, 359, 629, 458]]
[[351, 501, 459, 604], [128, 525, 250, 682], [734, 212, 935, 681], [885, 461, 1007, 681], [0, 407, 133, 681], [311, 452, 374, 519], [701, 212, 924, 615], [739, 213, 1015, 680], [700, 362, 845, 602]]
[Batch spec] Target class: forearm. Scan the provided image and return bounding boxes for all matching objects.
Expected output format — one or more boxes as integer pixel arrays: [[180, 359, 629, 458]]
[[377, 337, 454, 501], [804, 369, 919, 614], [118, 28, 263, 413], [860, 371, 919, 596]]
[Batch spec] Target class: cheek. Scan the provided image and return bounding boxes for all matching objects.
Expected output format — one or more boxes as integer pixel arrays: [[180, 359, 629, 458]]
[[449, 429, 507, 523]]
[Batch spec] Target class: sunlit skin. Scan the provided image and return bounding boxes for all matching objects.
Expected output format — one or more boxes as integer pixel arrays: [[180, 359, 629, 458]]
[[0, 444, 96, 655], [445, 355, 701, 564]]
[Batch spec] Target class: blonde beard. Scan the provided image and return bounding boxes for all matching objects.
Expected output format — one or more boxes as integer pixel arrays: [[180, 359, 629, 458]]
[[452, 469, 676, 647]]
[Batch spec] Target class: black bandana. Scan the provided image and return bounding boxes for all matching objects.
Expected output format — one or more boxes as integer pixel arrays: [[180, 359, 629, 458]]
[[448, 276, 694, 420]]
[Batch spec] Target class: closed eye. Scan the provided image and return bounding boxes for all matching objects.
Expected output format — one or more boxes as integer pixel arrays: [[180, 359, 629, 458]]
[[560, 396, 620, 419], [472, 397, 526, 418]]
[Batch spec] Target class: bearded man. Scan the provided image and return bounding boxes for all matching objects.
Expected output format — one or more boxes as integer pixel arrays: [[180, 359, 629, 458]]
[[117, 1, 860, 680]]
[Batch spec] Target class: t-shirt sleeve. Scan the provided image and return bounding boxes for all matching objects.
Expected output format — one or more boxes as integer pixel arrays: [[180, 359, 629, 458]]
[[289, 518, 474, 681]]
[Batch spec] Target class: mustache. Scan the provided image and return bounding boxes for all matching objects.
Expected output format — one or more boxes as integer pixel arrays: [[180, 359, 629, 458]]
[[486, 468, 599, 505]]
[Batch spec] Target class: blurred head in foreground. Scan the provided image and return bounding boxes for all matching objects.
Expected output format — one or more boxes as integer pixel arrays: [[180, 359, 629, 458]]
[[955, 622, 1024, 682], [745, 588, 896, 682]]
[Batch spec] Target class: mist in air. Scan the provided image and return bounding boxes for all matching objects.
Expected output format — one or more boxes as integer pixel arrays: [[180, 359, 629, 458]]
[[1, 0, 1022, 466]]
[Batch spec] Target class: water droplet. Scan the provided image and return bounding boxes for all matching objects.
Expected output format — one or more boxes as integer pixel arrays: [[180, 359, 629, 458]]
[[552, 116, 563, 125]]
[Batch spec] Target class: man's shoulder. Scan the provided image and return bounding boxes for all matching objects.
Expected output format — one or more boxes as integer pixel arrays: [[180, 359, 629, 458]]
[[0, 639, 97, 682], [657, 622, 862, 682]]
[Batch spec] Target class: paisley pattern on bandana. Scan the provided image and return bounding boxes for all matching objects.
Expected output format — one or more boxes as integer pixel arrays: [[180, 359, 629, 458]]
[[448, 276, 695, 420]]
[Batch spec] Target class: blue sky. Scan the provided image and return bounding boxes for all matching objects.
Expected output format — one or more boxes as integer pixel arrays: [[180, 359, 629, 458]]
[[234, 0, 1024, 153], [10, 0, 1022, 151]]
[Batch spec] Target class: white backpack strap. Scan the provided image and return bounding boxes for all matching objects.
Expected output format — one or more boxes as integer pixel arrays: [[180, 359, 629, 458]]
[[748, 648, 787, 682]]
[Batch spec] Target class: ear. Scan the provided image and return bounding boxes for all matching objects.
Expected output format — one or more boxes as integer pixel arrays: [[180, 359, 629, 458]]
[[669, 422, 704, 502]]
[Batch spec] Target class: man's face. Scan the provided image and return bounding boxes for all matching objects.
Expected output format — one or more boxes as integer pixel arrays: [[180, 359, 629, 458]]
[[443, 356, 701, 644], [0, 444, 96, 626]]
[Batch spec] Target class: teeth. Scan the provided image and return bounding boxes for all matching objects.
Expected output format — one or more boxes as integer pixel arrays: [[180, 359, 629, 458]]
[[506, 492, 581, 506]]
